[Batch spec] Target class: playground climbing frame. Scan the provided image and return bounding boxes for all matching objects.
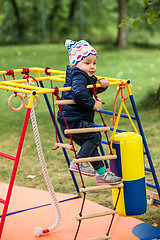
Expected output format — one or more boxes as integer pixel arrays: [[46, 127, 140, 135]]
[[0, 67, 159, 239]]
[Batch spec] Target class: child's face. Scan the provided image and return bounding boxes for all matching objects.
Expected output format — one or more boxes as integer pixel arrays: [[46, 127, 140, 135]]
[[76, 55, 97, 77]]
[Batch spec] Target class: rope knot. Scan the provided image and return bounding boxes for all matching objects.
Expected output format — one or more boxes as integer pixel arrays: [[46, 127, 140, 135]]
[[119, 82, 127, 101], [5, 69, 15, 79], [14, 91, 17, 96], [44, 67, 51, 76], [53, 86, 61, 100], [21, 67, 30, 75], [119, 84, 125, 89], [92, 82, 105, 104]]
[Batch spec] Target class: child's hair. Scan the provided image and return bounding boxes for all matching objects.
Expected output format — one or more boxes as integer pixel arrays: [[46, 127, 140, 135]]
[[65, 39, 97, 65], [69, 64, 76, 68]]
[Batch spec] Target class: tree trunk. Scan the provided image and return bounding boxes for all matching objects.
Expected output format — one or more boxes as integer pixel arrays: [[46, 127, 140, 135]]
[[68, 0, 77, 22], [11, 0, 23, 41], [48, 1, 61, 38], [116, 0, 127, 48]]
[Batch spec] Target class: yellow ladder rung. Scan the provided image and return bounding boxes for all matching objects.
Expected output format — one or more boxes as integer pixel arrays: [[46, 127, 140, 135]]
[[88, 235, 111, 240], [55, 142, 73, 150], [80, 183, 123, 193], [76, 209, 118, 221], [73, 155, 117, 164], [54, 99, 76, 105], [64, 127, 110, 134]]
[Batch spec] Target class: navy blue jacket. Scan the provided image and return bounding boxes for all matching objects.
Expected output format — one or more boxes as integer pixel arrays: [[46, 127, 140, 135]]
[[57, 65, 107, 124]]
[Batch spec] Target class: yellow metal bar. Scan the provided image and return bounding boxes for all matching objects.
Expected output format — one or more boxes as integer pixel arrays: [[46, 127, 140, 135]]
[[122, 101, 139, 134], [35, 67, 66, 75], [1, 77, 121, 85], [0, 67, 128, 84], [110, 101, 123, 148], [0, 76, 65, 85], [36, 82, 126, 95], [0, 79, 126, 95], [0, 67, 131, 97], [110, 98, 139, 149], [46, 77, 65, 82], [56, 75, 65, 78], [0, 79, 27, 84], [35, 70, 41, 78], [35, 88, 56, 94], [126, 83, 133, 96], [35, 70, 65, 82], [97, 75, 128, 84], [0, 85, 32, 94], [0, 79, 126, 96], [27, 92, 35, 109], [0, 67, 38, 75], [0, 81, 41, 90], [35, 67, 128, 84]]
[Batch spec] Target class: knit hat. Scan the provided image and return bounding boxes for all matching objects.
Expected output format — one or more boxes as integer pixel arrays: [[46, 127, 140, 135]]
[[65, 39, 97, 65]]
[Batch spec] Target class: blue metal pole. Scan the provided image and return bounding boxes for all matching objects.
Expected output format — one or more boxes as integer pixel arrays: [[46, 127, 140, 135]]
[[95, 109, 136, 120], [94, 123, 127, 133], [39, 81, 81, 196], [129, 94, 160, 199]]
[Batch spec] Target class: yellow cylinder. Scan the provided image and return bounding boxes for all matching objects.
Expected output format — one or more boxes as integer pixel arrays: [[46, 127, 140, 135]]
[[111, 132, 147, 216]]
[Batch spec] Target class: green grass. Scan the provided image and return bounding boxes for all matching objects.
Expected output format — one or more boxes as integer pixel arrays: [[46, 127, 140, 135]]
[[0, 44, 160, 227]]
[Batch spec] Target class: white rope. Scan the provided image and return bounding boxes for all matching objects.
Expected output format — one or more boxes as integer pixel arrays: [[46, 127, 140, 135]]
[[26, 86, 61, 236]]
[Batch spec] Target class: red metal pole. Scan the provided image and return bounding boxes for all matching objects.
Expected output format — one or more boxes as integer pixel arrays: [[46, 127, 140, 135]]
[[0, 102, 32, 239]]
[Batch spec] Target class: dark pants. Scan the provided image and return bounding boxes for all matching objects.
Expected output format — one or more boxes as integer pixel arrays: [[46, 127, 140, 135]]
[[60, 120, 104, 171]]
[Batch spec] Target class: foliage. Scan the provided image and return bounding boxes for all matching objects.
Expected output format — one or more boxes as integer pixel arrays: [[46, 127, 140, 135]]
[[119, 0, 160, 28], [144, 0, 160, 24], [0, 0, 160, 46], [0, 0, 119, 44]]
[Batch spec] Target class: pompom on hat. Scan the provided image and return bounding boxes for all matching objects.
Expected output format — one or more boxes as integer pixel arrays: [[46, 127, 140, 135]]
[[65, 39, 97, 65]]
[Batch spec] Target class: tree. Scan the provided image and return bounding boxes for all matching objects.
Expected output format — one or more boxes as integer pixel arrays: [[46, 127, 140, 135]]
[[10, 0, 24, 42], [116, 0, 127, 48], [144, 0, 160, 24]]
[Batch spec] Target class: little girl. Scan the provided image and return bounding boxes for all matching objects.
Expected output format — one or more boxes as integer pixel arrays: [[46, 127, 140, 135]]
[[57, 39, 122, 184]]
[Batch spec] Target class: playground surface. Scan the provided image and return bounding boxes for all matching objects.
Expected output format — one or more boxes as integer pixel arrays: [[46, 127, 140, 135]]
[[0, 182, 154, 240]]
